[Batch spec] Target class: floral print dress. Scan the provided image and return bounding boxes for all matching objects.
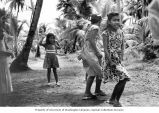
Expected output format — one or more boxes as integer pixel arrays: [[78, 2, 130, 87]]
[[102, 29, 130, 83]]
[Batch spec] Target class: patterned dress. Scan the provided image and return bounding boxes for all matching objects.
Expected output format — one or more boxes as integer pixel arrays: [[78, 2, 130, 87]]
[[0, 39, 13, 94], [102, 29, 130, 82]]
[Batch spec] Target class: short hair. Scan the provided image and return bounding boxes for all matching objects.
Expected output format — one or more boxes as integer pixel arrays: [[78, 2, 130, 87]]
[[90, 14, 102, 24], [107, 12, 119, 21]]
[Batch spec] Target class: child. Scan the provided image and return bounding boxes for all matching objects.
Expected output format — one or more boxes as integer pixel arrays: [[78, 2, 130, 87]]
[[78, 14, 106, 100], [0, 33, 14, 106], [35, 25, 46, 58], [102, 12, 130, 107], [39, 33, 60, 86]]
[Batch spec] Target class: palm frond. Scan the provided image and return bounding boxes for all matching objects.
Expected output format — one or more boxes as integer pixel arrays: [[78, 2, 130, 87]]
[[10, 16, 18, 36], [78, 0, 92, 19], [0, 8, 6, 39], [57, 0, 80, 20], [17, 20, 26, 36], [59, 27, 79, 40], [30, 0, 34, 11], [0, 8, 11, 39], [7, 0, 25, 14]]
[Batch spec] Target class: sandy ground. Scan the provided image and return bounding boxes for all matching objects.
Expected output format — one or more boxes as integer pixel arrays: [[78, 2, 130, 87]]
[[5, 52, 159, 107]]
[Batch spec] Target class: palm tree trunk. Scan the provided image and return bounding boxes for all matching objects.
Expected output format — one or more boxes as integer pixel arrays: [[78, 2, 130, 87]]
[[142, 0, 145, 17], [71, 35, 78, 53], [10, 0, 43, 72], [14, 36, 18, 57]]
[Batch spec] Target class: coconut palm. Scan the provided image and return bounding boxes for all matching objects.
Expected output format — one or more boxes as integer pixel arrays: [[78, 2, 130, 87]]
[[0, 8, 8, 40], [6, 0, 25, 16], [55, 17, 68, 30], [10, 0, 43, 72], [0, 0, 26, 54], [125, 0, 152, 19], [28, 0, 35, 24], [9, 15, 26, 56], [77, 0, 92, 19], [57, 0, 112, 53], [57, 0, 80, 20]]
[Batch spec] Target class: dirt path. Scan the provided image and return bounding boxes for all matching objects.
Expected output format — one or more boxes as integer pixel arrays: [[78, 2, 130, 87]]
[[6, 53, 159, 107]]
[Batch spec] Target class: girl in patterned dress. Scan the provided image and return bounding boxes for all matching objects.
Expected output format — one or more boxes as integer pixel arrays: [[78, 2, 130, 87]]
[[102, 13, 130, 107], [39, 33, 60, 86]]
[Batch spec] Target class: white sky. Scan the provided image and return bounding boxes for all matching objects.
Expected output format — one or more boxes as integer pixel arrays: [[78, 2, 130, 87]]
[[36, 0, 61, 24], [0, 0, 61, 29]]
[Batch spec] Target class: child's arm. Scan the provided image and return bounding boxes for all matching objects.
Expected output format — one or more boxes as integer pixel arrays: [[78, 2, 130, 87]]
[[55, 40, 61, 49], [121, 32, 124, 61], [39, 36, 46, 47], [89, 29, 102, 59]]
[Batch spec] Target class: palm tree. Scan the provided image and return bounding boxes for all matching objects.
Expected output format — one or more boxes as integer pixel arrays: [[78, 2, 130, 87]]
[[10, 0, 43, 72], [78, 0, 92, 19], [57, 0, 80, 20], [6, 0, 25, 17], [125, 0, 152, 19], [9, 15, 26, 56], [0, 8, 7, 40], [56, 0, 112, 53], [89, 0, 112, 18], [0, 0, 28, 57], [56, 17, 65, 29]]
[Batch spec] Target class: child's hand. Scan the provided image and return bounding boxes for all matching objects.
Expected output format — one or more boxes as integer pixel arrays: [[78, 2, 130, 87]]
[[77, 54, 82, 61], [97, 53, 102, 59], [9, 52, 14, 58], [97, 74, 103, 80]]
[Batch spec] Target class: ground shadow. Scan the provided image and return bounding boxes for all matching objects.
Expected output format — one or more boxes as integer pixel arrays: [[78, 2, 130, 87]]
[[6, 84, 108, 107], [4, 71, 108, 107]]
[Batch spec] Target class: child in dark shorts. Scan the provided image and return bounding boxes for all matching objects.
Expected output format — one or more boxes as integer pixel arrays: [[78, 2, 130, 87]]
[[39, 33, 60, 86]]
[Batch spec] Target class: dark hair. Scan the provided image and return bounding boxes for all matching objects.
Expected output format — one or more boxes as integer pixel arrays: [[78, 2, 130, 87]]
[[90, 14, 102, 24], [76, 21, 83, 30], [46, 33, 56, 44], [39, 25, 46, 33], [107, 12, 119, 21]]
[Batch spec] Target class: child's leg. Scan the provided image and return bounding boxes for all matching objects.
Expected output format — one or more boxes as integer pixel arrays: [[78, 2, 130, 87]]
[[85, 73, 88, 81], [84, 76, 95, 95], [95, 77, 106, 96], [110, 80, 123, 101], [116, 79, 127, 102], [53, 67, 58, 83], [47, 68, 51, 83]]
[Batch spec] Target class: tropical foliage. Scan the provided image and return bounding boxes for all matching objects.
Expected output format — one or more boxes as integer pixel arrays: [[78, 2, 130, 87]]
[[1, 0, 159, 72], [10, 0, 44, 72], [6, 0, 25, 16]]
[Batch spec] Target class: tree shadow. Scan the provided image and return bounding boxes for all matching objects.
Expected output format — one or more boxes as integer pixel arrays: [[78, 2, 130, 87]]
[[69, 94, 109, 107], [6, 84, 108, 107], [4, 73, 109, 107]]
